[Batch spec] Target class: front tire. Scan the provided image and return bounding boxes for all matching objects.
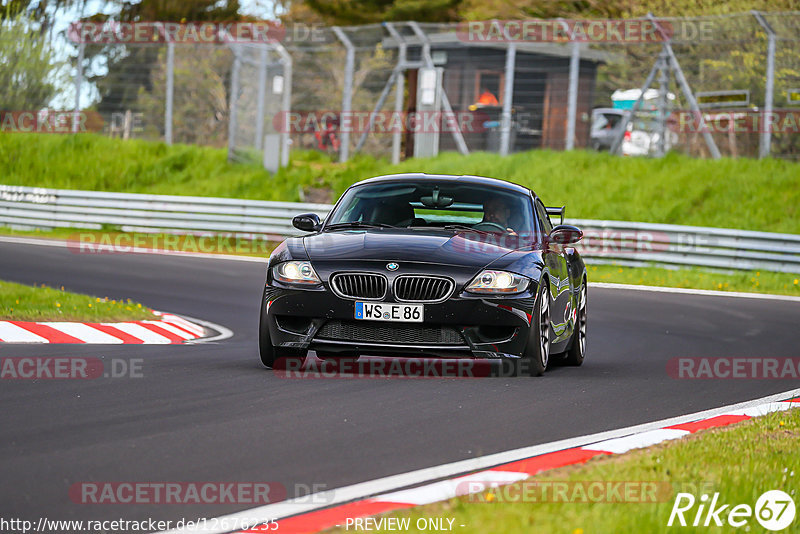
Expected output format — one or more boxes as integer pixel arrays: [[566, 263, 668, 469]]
[[564, 281, 587, 366], [521, 281, 551, 377], [259, 293, 306, 369]]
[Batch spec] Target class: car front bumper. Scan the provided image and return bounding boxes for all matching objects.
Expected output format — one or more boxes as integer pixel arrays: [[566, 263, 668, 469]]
[[263, 279, 538, 359]]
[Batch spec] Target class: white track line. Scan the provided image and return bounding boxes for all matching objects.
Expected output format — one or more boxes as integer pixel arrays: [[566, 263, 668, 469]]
[[158, 388, 800, 534], [589, 282, 800, 303], [581, 428, 689, 454], [0, 236, 265, 263]]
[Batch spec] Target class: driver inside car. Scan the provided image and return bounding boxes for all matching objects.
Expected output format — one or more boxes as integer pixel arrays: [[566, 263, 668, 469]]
[[480, 196, 518, 235]]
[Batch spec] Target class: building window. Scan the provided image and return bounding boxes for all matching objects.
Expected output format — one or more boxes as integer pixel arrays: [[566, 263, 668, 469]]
[[474, 71, 504, 106]]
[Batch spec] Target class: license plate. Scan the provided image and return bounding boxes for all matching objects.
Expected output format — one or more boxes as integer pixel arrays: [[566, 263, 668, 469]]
[[354, 302, 423, 322]]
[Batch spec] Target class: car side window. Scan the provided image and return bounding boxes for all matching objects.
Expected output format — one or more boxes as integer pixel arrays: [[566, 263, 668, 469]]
[[534, 200, 553, 235]]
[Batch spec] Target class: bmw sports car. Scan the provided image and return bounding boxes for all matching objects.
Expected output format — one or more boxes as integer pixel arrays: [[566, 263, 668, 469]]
[[259, 174, 587, 376]]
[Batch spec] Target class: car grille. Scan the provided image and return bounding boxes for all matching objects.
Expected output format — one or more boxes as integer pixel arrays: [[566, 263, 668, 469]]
[[316, 320, 464, 345], [331, 273, 387, 300], [394, 275, 454, 302]]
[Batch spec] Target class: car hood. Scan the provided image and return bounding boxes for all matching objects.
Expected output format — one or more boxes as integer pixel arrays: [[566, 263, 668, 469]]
[[303, 228, 530, 269]]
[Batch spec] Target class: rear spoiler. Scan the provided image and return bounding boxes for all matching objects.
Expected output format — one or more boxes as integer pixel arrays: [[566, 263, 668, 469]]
[[546, 206, 565, 225]]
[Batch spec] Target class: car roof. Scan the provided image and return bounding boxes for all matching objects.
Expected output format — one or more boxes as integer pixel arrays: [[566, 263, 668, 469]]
[[351, 173, 535, 198]]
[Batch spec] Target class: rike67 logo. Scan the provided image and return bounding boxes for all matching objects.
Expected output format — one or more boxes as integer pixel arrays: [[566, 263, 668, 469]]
[[668, 490, 795, 531]]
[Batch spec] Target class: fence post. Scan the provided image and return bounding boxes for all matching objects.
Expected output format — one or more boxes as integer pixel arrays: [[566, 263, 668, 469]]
[[753, 11, 775, 159], [255, 45, 268, 152], [332, 27, 355, 163], [408, 21, 470, 156], [647, 14, 721, 159], [565, 41, 581, 150], [656, 45, 670, 157], [227, 47, 241, 162], [385, 23, 406, 165], [165, 41, 174, 144], [273, 42, 293, 168], [500, 43, 516, 156], [72, 41, 84, 133]]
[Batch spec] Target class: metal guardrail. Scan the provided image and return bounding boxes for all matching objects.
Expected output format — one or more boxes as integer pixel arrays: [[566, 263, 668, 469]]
[[2, 184, 800, 274]]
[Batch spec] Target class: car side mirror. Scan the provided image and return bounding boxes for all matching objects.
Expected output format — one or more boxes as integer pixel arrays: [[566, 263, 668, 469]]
[[292, 213, 321, 232], [549, 225, 583, 245]]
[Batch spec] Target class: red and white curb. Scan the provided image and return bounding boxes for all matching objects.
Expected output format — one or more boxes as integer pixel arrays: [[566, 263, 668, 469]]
[[160, 389, 800, 534], [0, 312, 210, 344]]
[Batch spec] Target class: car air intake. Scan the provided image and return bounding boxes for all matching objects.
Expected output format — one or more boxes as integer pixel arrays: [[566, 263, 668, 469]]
[[331, 273, 387, 300], [316, 320, 464, 345], [394, 276, 454, 302]]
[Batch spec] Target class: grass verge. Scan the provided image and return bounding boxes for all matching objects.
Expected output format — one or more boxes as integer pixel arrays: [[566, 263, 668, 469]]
[[327, 406, 800, 533], [1, 133, 799, 233], [0, 279, 156, 322]]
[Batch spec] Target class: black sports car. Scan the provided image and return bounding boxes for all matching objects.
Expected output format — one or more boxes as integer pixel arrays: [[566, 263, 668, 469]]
[[259, 173, 587, 376]]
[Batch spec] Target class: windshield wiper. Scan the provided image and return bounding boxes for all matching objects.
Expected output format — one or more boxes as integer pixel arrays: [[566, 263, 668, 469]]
[[324, 221, 397, 231], [440, 224, 491, 235]]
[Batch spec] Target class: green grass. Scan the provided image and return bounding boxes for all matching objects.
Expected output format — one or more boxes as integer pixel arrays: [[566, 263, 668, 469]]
[[1, 133, 799, 233], [0, 279, 155, 322], [331, 407, 800, 534]]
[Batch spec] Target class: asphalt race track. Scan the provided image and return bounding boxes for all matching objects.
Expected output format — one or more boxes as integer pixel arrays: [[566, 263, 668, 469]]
[[1, 239, 798, 527]]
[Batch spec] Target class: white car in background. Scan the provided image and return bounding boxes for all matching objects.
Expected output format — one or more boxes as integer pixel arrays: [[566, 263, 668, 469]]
[[590, 108, 678, 157]]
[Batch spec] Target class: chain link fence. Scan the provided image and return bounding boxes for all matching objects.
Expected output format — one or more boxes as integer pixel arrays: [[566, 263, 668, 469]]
[[5, 12, 799, 168]]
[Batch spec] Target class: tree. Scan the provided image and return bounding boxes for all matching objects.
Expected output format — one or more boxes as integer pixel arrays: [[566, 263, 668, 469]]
[[83, 0, 244, 117], [300, 0, 464, 24], [0, 11, 64, 110]]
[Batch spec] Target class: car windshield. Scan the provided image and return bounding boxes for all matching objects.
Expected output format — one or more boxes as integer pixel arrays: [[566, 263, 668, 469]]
[[325, 180, 535, 237]]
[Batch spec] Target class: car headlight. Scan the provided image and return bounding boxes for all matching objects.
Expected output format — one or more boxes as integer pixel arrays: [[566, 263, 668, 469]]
[[273, 261, 321, 285], [466, 270, 529, 294]]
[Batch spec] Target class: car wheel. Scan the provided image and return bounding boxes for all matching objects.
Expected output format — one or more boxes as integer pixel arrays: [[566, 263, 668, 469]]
[[564, 281, 587, 366], [521, 281, 551, 377], [258, 293, 307, 369]]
